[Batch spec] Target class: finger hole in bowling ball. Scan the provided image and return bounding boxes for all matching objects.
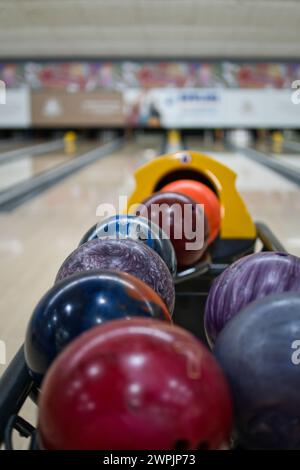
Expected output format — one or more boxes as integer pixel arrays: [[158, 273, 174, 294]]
[[173, 439, 189, 450]]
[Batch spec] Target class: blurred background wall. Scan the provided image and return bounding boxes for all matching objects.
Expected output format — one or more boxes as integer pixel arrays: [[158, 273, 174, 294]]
[[0, 0, 299, 130]]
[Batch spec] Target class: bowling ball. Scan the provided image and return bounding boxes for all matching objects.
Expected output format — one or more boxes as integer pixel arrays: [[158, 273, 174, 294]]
[[215, 293, 300, 449], [55, 238, 175, 313], [137, 192, 209, 268], [38, 318, 233, 450], [25, 271, 171, 385], [79, 215, 177, 277], [161, 180, 221, 244], [205, 251, 300, 346]]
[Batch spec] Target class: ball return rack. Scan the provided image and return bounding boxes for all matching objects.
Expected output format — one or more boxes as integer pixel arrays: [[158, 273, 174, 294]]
[[0, 221, 285, 450]]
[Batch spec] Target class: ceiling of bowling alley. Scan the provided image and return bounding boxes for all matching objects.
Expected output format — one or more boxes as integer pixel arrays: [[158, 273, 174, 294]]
[[0, 0, 300, 59]]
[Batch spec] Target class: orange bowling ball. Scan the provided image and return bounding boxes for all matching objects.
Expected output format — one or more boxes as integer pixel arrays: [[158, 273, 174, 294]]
[[161, 180, 221, 244]]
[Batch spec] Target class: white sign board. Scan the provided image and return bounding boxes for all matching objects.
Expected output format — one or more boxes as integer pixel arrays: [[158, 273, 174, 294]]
[[152, 88, 300, 128]]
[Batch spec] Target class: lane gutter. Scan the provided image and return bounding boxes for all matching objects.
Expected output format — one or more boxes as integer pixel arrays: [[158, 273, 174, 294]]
[[0, 139, 64, 165], [226, 142, 300, 187], [0, 138, 123, 212], [282, 139, 300, 154]]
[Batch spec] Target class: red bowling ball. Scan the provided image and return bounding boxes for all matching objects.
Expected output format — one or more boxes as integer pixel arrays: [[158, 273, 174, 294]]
[[38, 318, 233, 450], [161, 179, 221, 244], [137, 192, 209, 268]]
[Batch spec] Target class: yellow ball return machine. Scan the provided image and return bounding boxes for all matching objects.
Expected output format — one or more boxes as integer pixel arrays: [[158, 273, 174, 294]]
[[127, 150, 257, 263]]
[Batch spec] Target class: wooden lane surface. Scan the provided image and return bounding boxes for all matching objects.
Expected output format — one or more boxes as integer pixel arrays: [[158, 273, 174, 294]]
[[0, 141, 155, 448]]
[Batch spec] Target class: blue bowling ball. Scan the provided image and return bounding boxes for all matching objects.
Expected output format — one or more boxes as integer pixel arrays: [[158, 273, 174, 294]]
[[25, 270, 171, 385], [214, 292, 300, 449], [79, 215, 177, 277]]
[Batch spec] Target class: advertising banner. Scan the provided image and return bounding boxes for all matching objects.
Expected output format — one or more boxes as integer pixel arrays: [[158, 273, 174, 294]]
[[31, 91, 125, 126], [124, 88, 300, 128]]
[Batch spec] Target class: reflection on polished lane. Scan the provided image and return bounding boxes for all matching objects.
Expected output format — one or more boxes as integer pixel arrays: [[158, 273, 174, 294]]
[[0, 152, 74, 192], [0, 140, 101, 193], [0, 157, 32, 192], [0, 139, 43, 154], [270, 153, 300, 171]]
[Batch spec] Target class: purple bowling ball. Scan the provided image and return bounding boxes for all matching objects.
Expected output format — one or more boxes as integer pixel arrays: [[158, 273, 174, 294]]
[[56, 238, 175, 313], [205, 251, 300, 346]]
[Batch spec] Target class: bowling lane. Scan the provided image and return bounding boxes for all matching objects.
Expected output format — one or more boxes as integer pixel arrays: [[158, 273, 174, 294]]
[[186, 134, 228, 153], [0, 139, 160, 364], [252, 139, 300, 171], [0, 138, 41, 153], [0, 140, 97, 193], [0, 139, 160, 447], [270, 152, 300, 171], [186, 136, 300, 257]]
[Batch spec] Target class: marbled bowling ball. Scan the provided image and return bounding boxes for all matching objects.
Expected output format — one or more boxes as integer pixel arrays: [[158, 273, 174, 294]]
[[137, 192, 209, 268], [79, 214, 177, 277], [25, 270, 171, 385], [55, 238, 175, 313], [215, 293, 300, 449], [38, 318, 233, 450], [205, 251, 300, 346]]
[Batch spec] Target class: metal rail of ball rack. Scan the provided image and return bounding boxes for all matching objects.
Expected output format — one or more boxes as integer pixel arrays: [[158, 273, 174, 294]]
[[0, 222, 285, 450]]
